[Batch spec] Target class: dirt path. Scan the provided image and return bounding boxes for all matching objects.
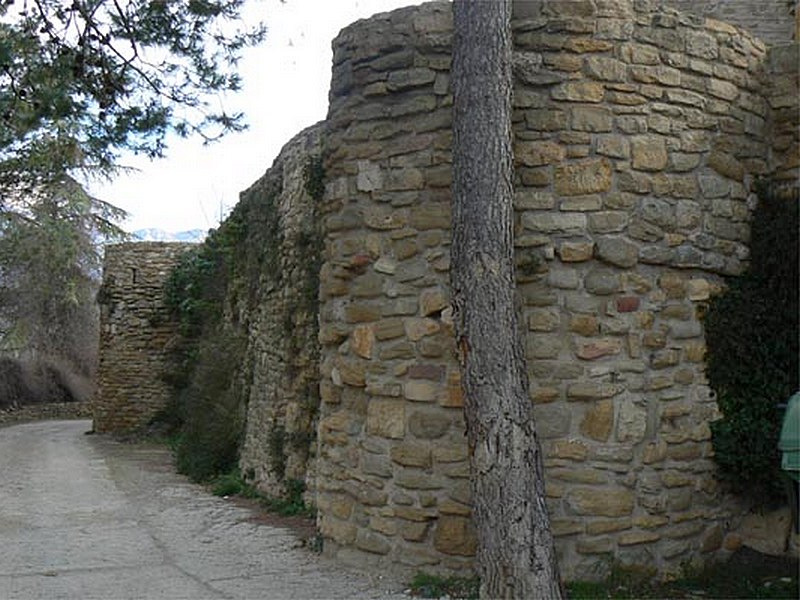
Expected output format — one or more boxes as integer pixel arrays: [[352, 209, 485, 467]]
[[0, 420, 409, 599]]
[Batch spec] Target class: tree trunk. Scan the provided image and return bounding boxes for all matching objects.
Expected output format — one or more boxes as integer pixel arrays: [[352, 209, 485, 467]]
[[450, 1, 563, 598]]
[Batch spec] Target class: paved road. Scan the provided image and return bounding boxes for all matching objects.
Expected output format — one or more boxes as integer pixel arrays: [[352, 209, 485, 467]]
[[0, 420, 408, 600]]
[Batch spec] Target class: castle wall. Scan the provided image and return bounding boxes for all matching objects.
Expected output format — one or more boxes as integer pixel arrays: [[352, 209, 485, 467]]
[[315, 0, 788, 580], [237, 123, 324, 496], [93, 242, 193, 433]]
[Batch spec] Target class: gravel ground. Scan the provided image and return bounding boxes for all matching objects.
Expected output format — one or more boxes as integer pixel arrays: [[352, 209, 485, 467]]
[[0, 420, 411, 600]]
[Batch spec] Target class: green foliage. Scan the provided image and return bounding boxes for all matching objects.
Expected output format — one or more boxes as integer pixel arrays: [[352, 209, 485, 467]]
[[409, 572, 480, 599], [211, 469, 313, 518], [704, 183, 799, 504], [566, 553, 798, 599], [172, 328, 247, 482], [0, 0, 265, 191]]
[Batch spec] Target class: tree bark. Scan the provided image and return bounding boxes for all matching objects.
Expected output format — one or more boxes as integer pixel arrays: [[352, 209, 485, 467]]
[[450, 1, 563, 598]]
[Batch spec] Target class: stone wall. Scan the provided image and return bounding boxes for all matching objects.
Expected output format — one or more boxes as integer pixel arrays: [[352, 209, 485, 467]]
[[665, 0, 797, 46], [766, 42, 800, 187], [237, 123, 324, 496], [93, 242, 193, 433], [92, 0, 799, 583], [314, 0, 796, 580]]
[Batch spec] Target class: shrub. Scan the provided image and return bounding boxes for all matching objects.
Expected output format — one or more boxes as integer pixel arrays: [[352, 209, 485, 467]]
[[704, 183, 799, 504]]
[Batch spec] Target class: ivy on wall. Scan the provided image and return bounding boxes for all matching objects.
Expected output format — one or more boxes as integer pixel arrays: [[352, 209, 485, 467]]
[[158, 154, 324, 485], [704, 182, 799, 504]]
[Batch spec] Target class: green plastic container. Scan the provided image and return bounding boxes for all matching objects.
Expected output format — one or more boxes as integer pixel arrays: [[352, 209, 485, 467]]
[[779, 392, 800, 482]]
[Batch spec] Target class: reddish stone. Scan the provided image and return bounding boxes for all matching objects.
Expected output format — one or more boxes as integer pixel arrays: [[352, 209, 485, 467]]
[[616, 295, 640, 312]]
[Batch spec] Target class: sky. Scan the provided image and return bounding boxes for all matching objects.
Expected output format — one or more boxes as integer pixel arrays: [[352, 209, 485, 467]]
[[88, 0, 426, 234]]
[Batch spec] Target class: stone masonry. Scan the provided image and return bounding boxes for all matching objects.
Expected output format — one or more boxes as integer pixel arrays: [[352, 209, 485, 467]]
[[93, 242, 194, 433], [314, 0, 799, 581], [92, 0, 799, 583]]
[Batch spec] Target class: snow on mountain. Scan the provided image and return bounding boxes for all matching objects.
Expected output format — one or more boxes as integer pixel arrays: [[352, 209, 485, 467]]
[[131, 228, 206, 243]]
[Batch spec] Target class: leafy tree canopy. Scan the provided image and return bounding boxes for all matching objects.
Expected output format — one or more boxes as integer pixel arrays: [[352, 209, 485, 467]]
[[0, 0, 266, 193]]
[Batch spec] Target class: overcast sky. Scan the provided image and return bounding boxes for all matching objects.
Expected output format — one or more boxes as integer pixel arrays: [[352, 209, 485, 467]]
[[88, 0, 426, 233]]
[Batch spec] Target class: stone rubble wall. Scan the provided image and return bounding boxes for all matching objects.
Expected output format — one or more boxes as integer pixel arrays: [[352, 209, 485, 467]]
[[314, 0, 796, 580], [93, 242, 194, 433], [665, 0, 797, 47], [766, 41, 800, 188], [237, 123, 324, 497]]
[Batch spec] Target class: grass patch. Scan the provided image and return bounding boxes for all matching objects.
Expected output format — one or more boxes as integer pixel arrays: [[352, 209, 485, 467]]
[[566, 550, 798, 599], [210, 469, 314, 518], [409, 572, 479, 599], [410, 551, 798, 600]]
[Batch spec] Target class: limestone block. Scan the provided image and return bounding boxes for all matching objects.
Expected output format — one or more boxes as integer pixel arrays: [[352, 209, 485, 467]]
[[596, 135, 630, 159], [552, 81, 605, 102], [434, 516, 477, 556], [584, 268, 622, 295], [357, 160, 383, 192], [409, 410, 451, 439], [366, 400, 406, 439], [596, 237, 640, 268], [356, 530, 392, 555], [566, 487, 635, 517], [571, 106, 614, 131], [532, 403, 572, 439], [737, 507, 792, 556], [616, 396, 647, 442]]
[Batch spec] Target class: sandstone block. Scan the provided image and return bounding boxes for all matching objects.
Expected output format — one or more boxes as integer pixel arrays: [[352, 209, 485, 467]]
[[586, 519, 632, 535], [391, 444, 432, 468], [404, 318, 440, 341], [529, 309, 560, 332], [581, 399, 614, 441], [571, 106, 613, 132], [549, 439, 588, 461], [570, 314, 599, 336], [631, 136, 668, 171], [567, 382, 622, 401], [515, 141, 566, 166], [584, 56, 626, 81], [552, 81, 605, 102], [551, 518, 584, 537], [366, 400, 405, 439], [409, 203, 450, 230], [577, 536, 614, 554], [566, 487, 634, 517], [522, 212, 587, 234], [559, 241, 595, 262], [554, 159, 613, 196], [404, 381, 439, 402], [351, 325, 375, 359], [618, 530, 661, 546], [576, 338, 623, 361], [420, 287, 448, 316], [321, 516, 357, 545], [409, 410, 450, 439], [434, 516, 477, 556]]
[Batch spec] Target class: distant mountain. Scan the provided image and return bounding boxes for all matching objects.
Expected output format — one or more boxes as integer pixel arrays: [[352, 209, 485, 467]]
[[131, 228, 206, 243]]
